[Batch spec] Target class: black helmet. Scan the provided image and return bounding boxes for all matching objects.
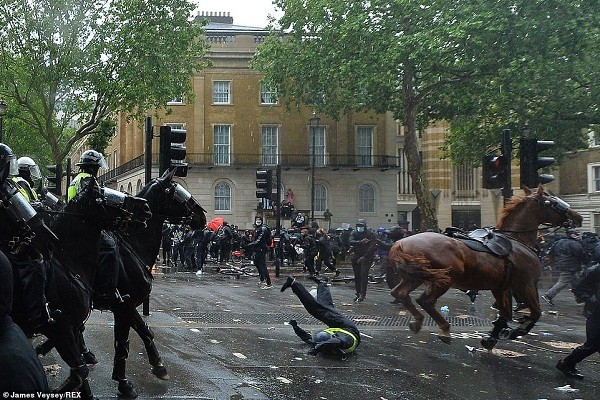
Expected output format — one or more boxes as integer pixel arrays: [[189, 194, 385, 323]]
[[0, 143, 18, 185], [76, 150, 107, 169], [356, 219, 366, 227]]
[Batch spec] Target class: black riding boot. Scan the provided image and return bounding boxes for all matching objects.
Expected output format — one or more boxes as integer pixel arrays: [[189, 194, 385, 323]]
[[112, 340, 138, 398]]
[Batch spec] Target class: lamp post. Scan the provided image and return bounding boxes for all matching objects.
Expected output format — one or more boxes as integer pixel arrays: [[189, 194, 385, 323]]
[[0, 101, 7, 143], [309, 112, 320, 224]]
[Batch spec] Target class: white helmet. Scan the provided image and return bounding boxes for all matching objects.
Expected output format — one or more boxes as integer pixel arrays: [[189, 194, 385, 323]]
[[17, 156, 42, 181]]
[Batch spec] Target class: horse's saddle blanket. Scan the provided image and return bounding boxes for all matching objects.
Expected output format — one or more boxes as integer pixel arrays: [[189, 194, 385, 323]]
[[443, 227, 512, 257]]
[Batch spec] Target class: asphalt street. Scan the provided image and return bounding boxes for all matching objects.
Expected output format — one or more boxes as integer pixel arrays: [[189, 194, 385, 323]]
[[38, 263, 599, 400]]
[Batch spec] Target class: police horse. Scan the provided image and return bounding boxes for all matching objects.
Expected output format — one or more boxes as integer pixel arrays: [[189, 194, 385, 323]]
[[387, 185, 582, 349], [4, 176, 150, 398], [40, 170, 206, 397]]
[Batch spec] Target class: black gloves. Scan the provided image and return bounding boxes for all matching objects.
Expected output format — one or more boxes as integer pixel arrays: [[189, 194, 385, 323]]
[[289, 319, 297, 327]]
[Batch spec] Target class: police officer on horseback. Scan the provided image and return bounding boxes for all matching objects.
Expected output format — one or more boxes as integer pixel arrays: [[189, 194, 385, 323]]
[[68, 149, 123, 309], [0, 144, 51, 331]]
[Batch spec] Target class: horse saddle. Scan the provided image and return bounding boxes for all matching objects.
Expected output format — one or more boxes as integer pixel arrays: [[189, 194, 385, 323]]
[[444, 227, 512, 257]]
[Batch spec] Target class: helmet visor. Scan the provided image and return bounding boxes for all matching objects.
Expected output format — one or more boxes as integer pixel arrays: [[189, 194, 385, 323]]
[[9, 155, 18, 176], [28, 164, 42, 180]]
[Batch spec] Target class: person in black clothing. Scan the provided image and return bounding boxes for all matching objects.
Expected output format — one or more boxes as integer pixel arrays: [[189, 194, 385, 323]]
[[315, 228, 340, 276], [299, 228, 318, 277], [348, 219, 378, 303], [218, 221, 234, 264], [555, 263, 600, 379], [182, 225, 195, 271], [0, 249, 49, 391], [281, 276, 360, 357], [542, 229, 586, 306], [247, 216, 272, 289], [161, 223, 173, 267]]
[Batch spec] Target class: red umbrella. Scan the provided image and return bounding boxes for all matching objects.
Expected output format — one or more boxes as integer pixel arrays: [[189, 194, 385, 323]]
[[207, 217, 224, 231]]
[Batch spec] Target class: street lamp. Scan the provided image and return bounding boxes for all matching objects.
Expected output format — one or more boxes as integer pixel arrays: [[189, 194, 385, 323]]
[[0, 101, 7, 143], [309, 112, 320, 224]]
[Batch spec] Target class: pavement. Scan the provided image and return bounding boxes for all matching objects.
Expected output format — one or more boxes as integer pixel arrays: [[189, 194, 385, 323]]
[[37, 262, 599, 400]]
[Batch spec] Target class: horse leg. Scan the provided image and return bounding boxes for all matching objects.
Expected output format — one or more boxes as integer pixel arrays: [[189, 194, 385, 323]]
[[508, 284, 542, 340], [481, 290, 510, 350], [390, 279, 425, 333], [129, 305, 169, 380], [112, 305, 138, 399], [46, 325, 94, 399], [74, 326, 99, 365], [415, 283, 452, 344]]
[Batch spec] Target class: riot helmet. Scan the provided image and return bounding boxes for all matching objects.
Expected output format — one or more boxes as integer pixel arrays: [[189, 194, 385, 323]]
[[76, 150, 108, 171], [17, 156, 42, 185], [313, 330, 333, 343], [0, 143, 18, 185]]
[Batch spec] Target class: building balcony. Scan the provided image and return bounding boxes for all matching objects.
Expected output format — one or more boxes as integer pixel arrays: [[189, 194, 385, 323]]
[[100, 153, 400, 183]]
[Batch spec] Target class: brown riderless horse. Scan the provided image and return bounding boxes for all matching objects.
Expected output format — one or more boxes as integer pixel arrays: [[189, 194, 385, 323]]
[[387, 185, 582, 350]]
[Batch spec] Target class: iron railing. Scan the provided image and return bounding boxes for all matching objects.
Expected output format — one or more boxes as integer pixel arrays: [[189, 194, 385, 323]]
[[100, 153, 400, 182]]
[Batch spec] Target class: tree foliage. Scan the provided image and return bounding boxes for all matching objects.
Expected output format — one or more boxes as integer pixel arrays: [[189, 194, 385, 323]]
[[0, 0, 208, 164], [254, 0, 599, 229]]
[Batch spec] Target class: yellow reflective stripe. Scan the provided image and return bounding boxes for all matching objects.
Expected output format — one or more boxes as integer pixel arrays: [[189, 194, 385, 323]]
[[323, 327, 358, 353], [67, 172, 91, 203]]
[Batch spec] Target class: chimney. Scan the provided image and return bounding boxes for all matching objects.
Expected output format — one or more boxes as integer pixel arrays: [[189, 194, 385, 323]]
[[196, 10, 234, 24]]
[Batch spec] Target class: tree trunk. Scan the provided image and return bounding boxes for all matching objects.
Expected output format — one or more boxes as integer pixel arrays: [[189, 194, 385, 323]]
[[402, 67, 438, 232]]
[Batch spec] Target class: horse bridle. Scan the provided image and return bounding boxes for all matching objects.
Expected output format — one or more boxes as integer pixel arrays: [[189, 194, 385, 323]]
[[153, 179, 202, 225], [499, 193, 575, 235]]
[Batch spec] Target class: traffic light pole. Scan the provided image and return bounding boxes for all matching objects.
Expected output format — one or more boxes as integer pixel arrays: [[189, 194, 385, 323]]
[[275, 164, 282, 277], [500, 129, 514, 320], [143, 116, 153, 316], [501, 129, 513, 205]]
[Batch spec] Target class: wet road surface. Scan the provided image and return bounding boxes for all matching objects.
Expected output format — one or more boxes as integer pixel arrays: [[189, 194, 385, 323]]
[[39, 264, 599, 399]]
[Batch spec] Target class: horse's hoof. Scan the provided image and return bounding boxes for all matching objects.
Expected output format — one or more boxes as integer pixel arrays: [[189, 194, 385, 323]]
[[151, 365, 170, 380], [438, 332, 452, 344], [117, 379, 138, 399], [409, 320, 422, 333], [481, 337, 497, 350]]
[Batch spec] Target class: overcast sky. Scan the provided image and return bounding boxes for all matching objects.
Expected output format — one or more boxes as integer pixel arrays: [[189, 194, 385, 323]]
[[193, 0, 282, 28]]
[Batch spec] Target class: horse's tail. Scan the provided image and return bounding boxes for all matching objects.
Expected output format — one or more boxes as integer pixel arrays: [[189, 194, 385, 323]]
[[389, 244, 452, 287]]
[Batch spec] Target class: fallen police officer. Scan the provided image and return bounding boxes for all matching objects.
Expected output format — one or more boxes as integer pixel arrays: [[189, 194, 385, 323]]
[[281, 276, 360, 357]]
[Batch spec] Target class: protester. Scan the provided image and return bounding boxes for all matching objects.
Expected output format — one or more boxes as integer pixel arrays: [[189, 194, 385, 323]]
[[555, 262, 600, 379], [542, 229, 586, 306], [281, 276, 360, 357], [348, 219, 377, 303]]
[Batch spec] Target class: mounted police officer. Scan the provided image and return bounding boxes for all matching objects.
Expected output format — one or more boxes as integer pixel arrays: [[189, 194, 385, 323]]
[[0, 144, 51, 330], [16, 156, 62, 212], [68, 150, 122, 309]]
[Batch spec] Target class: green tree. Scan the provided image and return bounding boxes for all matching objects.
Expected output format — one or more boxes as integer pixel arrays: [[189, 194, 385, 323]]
[[0, 0, 208, 164], [254, 0, 598, 230]]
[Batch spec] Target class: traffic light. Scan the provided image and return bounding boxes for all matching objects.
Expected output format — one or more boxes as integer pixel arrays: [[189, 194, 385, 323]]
[[159, 125, 188, 177], [46, 164, 62, 196], [255, 169, 273, 199], [520, 138, 555, 188], [482, 154, 505, 189]]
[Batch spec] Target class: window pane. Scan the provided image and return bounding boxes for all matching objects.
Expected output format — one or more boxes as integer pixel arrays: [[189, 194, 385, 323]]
[[262, 125, 279, 165], [310, 126, 326, 167], [595, 166, 600, 191], [214, 125, 230, 165], [357, 126, 373, 166], [215, 182, 231, 211], [359, 184, 375, 213], [260, 83, 278, 104], [314, 184, 327, 212], [213, 81, 230, 104]]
